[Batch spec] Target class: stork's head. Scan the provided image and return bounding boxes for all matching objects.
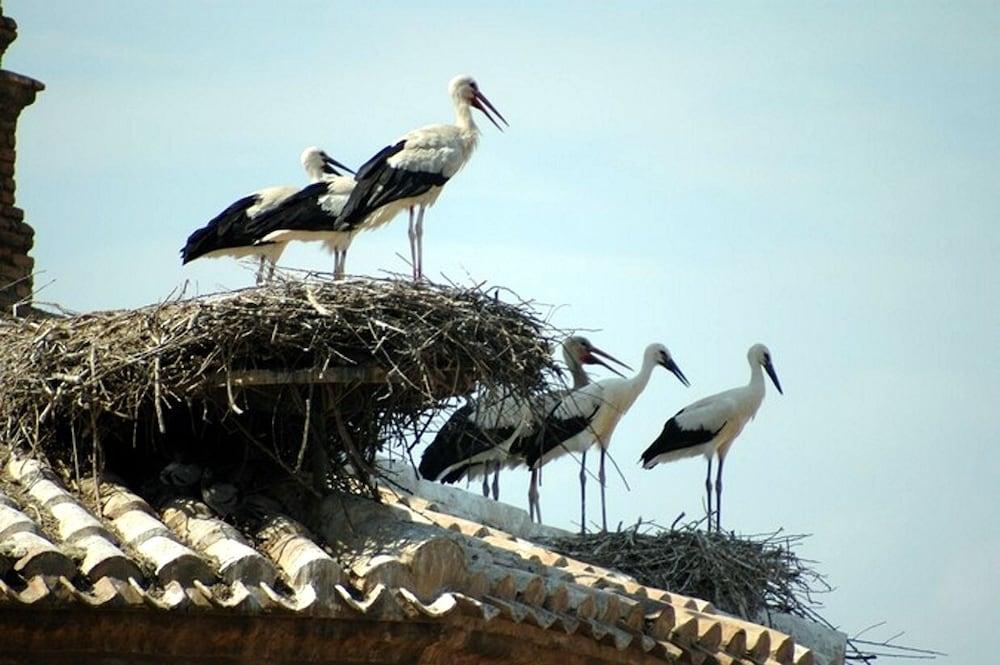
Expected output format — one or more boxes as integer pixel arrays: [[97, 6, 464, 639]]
[[563, 335, 632, 378], [300, 146, 354, 178], [449, 74, 508, 131], [749, 343, 783, 394], [646, 343, 690, 387]]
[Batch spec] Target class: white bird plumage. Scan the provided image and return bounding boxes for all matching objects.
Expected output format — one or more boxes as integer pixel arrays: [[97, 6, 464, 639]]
[[418, 336, 629, 506], [335, 75, 508, 280], [250, 147, 359, 278], [180, 146, 352, 282], [515, 343, 690, 532], [640, 343, 783, 532]]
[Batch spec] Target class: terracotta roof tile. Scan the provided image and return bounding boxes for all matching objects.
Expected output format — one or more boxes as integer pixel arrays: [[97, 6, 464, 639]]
[[0, 452, 814, 664]]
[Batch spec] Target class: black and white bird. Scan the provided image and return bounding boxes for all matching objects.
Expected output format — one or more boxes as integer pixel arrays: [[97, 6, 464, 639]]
[[180, 147, 352, 283], [245, 153, 359, 279], [335, 75, 508, 280], [639, 343, 783, 532], [515, 343, 690, 532], [418, 337, 628, 506]]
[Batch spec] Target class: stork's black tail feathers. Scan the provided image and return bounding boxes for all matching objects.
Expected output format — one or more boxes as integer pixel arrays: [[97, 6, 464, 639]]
[[180, 194, 260, 263], [419, 404, 517, 484]]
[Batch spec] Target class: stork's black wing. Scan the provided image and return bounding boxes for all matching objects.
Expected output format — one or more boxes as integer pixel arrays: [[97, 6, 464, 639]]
[[336, 141, 449, 231], [419, 404, 519, 484], [181, 194, 261, 263], [242, 181, 336, 239], [513, 404, 601, 470], [639, 415, 725, 466]]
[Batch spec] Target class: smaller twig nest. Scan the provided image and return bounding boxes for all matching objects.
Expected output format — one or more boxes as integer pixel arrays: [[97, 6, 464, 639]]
[[544, 520, 831, 621]]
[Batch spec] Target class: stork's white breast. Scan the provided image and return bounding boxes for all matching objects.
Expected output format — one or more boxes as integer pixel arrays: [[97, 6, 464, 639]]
[[390, 124, 477, 178]]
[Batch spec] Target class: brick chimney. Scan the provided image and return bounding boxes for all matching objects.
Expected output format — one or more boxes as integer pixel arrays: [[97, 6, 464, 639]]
[[0, 5, 44, 316]]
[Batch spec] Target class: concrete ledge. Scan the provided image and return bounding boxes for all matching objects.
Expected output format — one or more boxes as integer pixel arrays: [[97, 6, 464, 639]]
[[379, 458, 573, 542], [759, 612, 846, 665]]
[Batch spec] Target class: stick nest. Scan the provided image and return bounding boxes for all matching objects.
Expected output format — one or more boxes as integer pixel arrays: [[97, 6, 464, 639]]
[[545, 520, 830, 621], [0, 275, 562, 500]]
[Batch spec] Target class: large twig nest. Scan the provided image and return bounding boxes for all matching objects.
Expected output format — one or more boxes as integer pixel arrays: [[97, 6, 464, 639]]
[[0, 275, 562, 498]]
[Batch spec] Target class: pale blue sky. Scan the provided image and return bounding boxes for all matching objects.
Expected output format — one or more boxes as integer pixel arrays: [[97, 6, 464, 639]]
[[8, 2, 999, 660]]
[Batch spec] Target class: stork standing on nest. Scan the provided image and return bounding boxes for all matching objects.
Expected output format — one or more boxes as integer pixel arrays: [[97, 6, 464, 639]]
[[246, 154, 360, 279], [418, 337, 629, 506], [335, 75, 508, 280], [181, 147, 353, 283], [515, 343, 690, 532], [640, 343, 783, 532]]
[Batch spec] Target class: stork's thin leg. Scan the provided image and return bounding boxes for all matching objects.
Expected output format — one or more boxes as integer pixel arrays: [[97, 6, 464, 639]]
[[255, 257, 266, 285], [481, 471, 490, 498], [599, 447, 607, 533], [407, 207, 417, 280], [414, 205, 426, 280], [535, 477, 543, 523], [266, 258, 276, 283], [705, 456, 714, 532], [338, 249, 347, 279], [579, 451, 587, 534], [528, 468, 540, 522], [491, 463, 500, 501], [715, 455, 725, 533]]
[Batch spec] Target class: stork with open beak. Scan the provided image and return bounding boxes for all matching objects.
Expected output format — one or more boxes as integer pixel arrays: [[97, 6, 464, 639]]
[[335, 75, 508, 280]]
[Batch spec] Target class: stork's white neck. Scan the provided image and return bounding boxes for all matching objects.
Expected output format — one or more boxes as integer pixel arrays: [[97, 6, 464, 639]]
[[629, 352, 659, 394], [565, 357, 590, 390], [454, 99, 478, 132], [745, 359, 767, 415], [303, 161, 326, 183]]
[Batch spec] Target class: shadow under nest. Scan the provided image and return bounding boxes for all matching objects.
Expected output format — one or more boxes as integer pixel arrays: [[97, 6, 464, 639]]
[[0, 275, 561, 511]]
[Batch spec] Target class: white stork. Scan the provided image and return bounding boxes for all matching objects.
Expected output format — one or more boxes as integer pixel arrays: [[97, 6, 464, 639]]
[[335, 75, 507, 280], [639, 343, 783, 532], [418, 337, 629, 506], [180, 147, 352, 282], [515, 343, 690, 532], [246, 151, 360, 279]]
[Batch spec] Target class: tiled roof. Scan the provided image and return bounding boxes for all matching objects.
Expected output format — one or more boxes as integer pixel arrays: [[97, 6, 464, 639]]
[[0, 453, 813, 664]]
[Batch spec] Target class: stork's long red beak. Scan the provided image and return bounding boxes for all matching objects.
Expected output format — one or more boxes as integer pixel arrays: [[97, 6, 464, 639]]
[[472, 90, 509, 131], [582, 346, 633, 378]]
